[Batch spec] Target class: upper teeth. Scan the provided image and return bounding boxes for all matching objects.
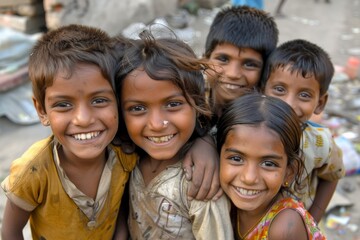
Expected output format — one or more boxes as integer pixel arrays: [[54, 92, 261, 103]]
[[223, 83, 243, 89], [236, 187, 261, 196], [148, 135, 174, 143], [73, 131, 100, 140]]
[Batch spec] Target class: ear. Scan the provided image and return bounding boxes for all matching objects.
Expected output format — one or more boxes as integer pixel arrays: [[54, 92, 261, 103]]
[[32, 97, 50, 126], [283, 161, 296, 188], [313, 93, 328, 115]]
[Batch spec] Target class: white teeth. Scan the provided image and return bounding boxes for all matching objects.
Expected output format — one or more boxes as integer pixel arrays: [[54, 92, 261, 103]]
[[236, 187, 261, 196], [73, 131, 100, 140], [223, 83, 243, 89], [148, 134, 174, 143]]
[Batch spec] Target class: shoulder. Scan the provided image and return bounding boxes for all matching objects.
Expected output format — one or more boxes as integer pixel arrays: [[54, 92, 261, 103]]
[[303, 121, 333, 140], [269, 207, 308, 240], [110, 144, 138, 171], [9, 136, 55, 173], [302, 121, 333, 157]]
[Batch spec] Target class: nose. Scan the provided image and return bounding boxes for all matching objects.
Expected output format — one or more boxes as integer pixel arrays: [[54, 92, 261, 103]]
[[225, 62, 242, 80], [240, 162, 259, 185], [72, 103, 94, 126], [282, 95, 302, 119], [147, 109, 166, 130]]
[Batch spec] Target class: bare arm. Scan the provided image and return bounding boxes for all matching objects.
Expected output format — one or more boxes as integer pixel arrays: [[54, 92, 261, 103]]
[[1, 200, 30, 240], [112, 183, 129, 240], [309, 179, 338, 223], [112, 213, 129, 240], [182, 135, 222, 201], [269, 209, 308, 240]]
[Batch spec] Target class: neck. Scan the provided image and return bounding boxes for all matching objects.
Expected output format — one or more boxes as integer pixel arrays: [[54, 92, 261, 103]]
[[139, 154, 180, 185]]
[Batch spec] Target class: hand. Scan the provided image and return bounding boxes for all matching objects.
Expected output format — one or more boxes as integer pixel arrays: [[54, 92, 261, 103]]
[[183, 135, 223, 201]]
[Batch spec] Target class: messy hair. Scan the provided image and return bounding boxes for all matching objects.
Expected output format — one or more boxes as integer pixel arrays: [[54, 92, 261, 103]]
[[116, 29, 212, 157], [217, 93, 305, 194], [205, 6, 278, 61], [260, 39, 334, 96], [29, 24, 125, 111]]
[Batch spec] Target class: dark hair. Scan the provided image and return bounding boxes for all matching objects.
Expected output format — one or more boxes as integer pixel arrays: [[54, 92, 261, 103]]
[[204, 6, 278, 61], [29, 24, 125, 111], [116, 30, 211, 157], [216, 93, 304, 193], [260, 39, 334, 96]]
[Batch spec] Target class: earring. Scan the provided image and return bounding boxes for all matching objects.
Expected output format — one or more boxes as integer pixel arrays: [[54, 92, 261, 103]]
[[43, 120, 50, 126], [283, 181, 289, 187], [163, 120, 169, 127]]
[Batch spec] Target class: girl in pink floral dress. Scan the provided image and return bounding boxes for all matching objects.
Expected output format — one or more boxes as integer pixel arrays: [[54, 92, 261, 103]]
[[216, 93, 326, 240]]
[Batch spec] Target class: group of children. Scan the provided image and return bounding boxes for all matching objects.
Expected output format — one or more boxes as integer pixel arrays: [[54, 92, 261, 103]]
[[1, 5, 344, 240]]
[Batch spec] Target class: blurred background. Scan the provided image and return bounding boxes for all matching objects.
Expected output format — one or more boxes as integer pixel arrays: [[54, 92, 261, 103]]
[[0, 0, 359, 239]]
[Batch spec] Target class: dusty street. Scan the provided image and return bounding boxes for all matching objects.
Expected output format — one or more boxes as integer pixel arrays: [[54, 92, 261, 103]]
[[1, 0, 360, 239]]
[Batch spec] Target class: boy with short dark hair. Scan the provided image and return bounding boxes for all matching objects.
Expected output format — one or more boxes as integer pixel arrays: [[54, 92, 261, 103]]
[[260, 39, 345, 223], [204, 5, 279, 118], [1, 24, 137, 239]]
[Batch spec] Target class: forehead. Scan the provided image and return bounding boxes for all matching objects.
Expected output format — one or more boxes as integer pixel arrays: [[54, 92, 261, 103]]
[[121, 68, 183, 101], [268, 66, 320, 93], [211, 42, 262, 58], [223, 124, 285, 156]]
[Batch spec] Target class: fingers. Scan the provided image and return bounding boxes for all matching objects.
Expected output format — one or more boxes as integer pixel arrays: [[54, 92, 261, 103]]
[[182, 154, 193, 181], [186, 164, 207, 201], [203, 167, 222, 201]]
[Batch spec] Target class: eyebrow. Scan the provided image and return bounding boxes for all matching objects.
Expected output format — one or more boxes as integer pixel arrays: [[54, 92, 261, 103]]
[[122, 92, 185, 104], [47, 88, 114, 101], [224, 147, 284, 160]]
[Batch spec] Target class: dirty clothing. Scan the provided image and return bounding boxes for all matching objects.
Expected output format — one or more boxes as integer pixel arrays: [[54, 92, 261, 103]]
[[1, 136, 137, 240], [234, 197, 326, 240], [291, 121, 345, 209], [128, 161, 233, 240]]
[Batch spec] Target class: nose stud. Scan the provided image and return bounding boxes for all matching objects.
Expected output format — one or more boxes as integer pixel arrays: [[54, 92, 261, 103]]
[[163, 120, 169, 127]]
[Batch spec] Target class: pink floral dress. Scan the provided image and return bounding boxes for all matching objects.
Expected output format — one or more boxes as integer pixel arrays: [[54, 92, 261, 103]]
[[236, 197, 326, 240]]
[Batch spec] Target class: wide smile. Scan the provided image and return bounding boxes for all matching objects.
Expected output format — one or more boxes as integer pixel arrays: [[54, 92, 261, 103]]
[[235, 186, 263, 197], [72, 131, 101, 141], [147, 134, 175, 143], [219, 81, 246, 90]]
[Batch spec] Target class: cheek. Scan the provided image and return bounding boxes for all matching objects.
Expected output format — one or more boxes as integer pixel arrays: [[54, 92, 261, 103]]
[[247, 72, 261, 85], [123, 116, 143, 139], [219, 160, 234, 185]]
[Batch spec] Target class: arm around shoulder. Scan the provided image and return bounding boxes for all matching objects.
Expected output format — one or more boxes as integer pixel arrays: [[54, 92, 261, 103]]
[[268, 208, 308, 240]]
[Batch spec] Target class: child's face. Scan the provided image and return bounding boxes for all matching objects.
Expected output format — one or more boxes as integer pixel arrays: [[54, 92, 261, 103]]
[[33, 64, 118, 162], [264, 66, 327, 122], [207, 43, 263, 104], [121, 68, 197, 161], [220, 124, 291, 215]]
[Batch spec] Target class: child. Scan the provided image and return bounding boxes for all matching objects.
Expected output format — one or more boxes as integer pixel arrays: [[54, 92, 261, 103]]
[[0, 24, 137, 239], [260, 39, 345, 222], [116, 30, 233, 239], [217, 93, 326, 239], [204, 5, 279, 118], [1, 24, 218, 240]]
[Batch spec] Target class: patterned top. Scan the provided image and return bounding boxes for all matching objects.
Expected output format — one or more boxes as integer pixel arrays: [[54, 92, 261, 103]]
[[236, 197, 326, 240], [128, 161, 233, 240], [290, 121, 345, 209]]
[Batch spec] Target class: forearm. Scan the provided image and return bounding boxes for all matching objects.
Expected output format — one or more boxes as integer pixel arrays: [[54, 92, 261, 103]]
[[1, 200, 29, 240], [309, 179, 338, 223]]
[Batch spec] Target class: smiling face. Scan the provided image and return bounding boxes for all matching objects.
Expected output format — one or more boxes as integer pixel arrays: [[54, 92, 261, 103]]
[[220, 124, 292, 216], [207, 42, 263, 106], [33, 64, 118, 163], [121, 68, 197, 162], [264, 66, 327, 122]]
